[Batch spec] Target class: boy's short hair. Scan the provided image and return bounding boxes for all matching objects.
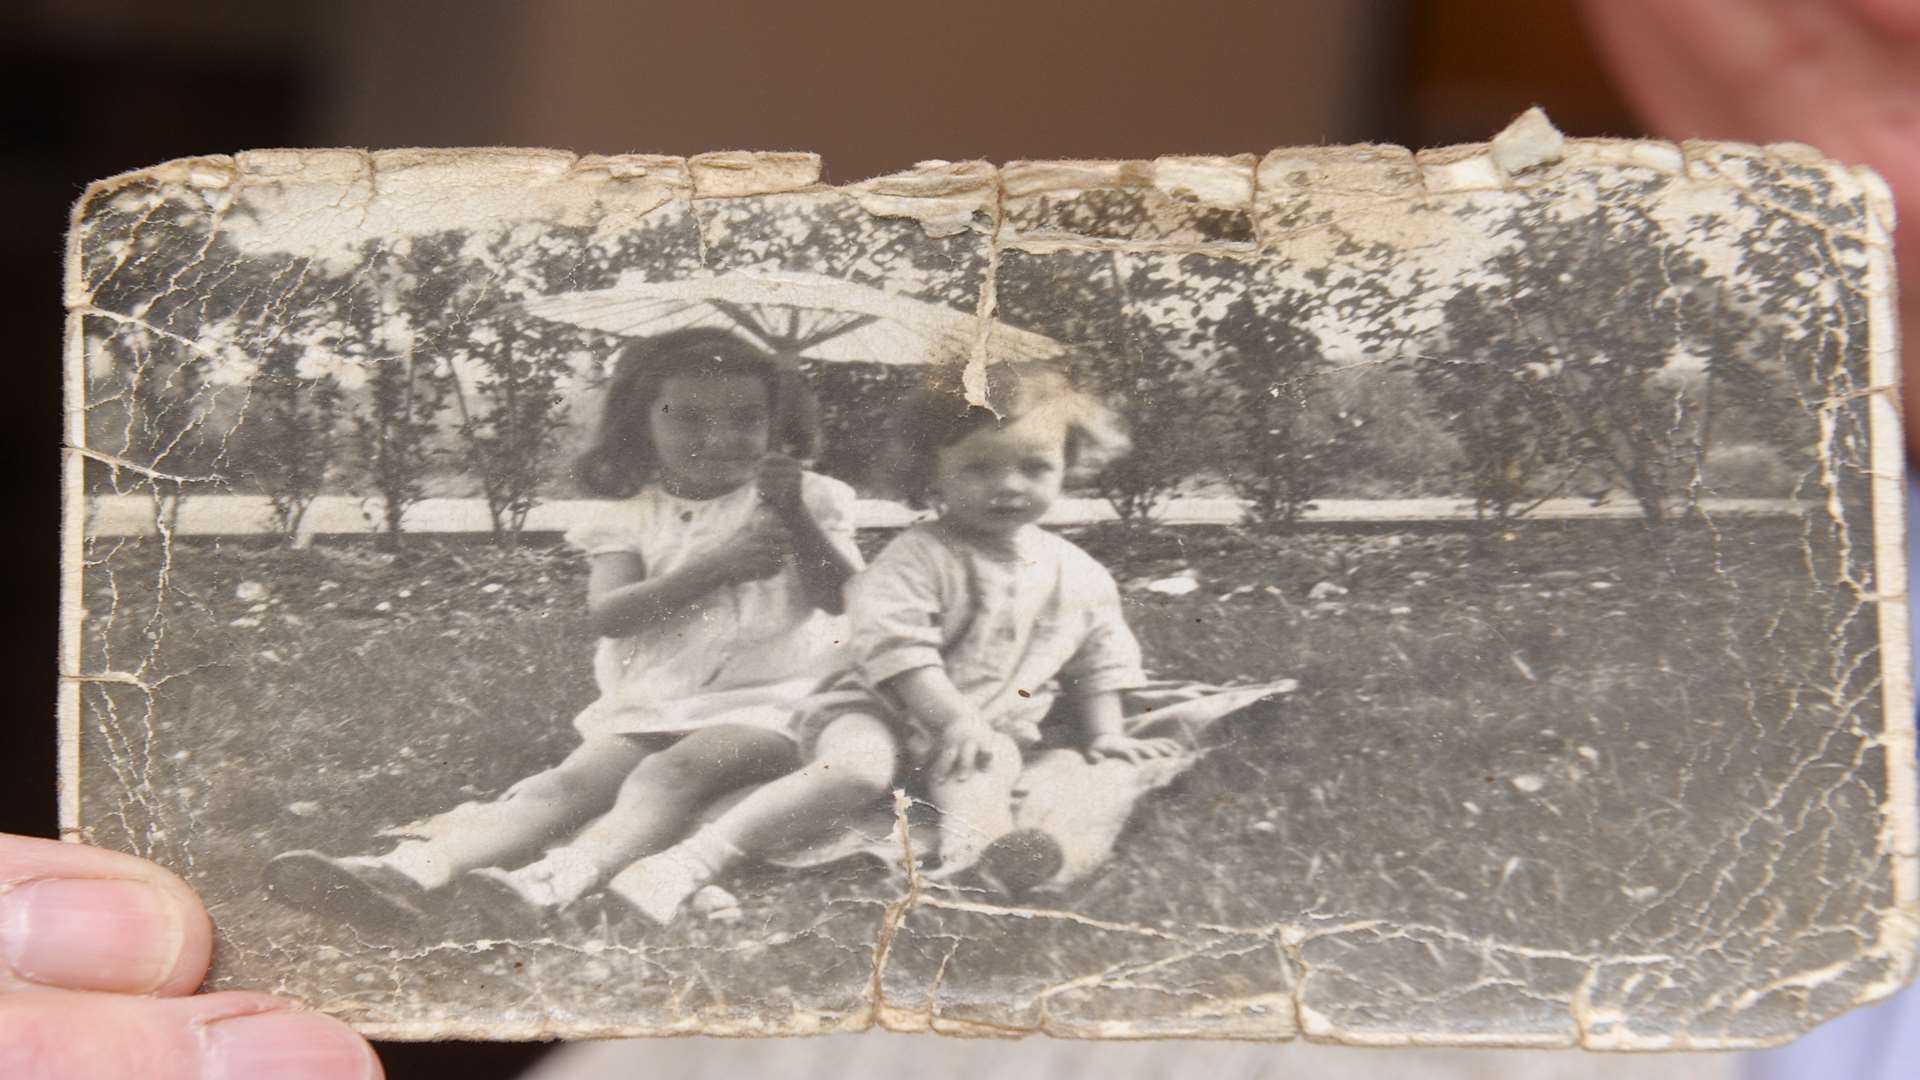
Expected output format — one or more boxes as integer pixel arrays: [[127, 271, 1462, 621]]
[[878, 361, 1129, 508]]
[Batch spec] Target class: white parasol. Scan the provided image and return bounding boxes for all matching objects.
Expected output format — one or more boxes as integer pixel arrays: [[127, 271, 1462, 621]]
[[514, 269, 1064, 366]]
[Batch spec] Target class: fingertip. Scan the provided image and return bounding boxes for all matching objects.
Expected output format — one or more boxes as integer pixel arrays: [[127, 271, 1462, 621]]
[[202, 1001, 384, 1080], [161, 885, 216, 996], [0, 990, 379, 1080], [134, 861, 216, 997]]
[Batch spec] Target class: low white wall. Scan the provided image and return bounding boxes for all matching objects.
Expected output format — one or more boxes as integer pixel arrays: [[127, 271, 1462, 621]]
[[81, 494, 1802, 541]]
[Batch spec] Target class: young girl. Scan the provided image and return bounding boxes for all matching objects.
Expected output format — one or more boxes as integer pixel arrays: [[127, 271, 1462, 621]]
[[265, 327, 862, 928], [601, 363, 1186, 925]]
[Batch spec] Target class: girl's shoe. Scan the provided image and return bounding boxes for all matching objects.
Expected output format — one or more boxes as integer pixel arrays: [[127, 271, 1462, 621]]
[[264, 851, 428, 928], [455, 867, 560, 938], [605, 850, 708, 927]]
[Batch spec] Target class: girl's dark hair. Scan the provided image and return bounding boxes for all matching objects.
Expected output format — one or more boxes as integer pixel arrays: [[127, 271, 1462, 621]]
[[879, 360, 1129, 509], [574, 327, 822, 498]]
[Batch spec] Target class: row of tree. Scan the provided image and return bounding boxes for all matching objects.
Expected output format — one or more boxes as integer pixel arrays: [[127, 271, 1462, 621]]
[[86, 222, 603, 546], [994, 179, 1821, 533], [80, 171, 1834, 547], [79, 183, 971, 547]]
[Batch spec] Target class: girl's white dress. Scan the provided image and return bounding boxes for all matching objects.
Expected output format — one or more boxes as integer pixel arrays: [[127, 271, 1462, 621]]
[[564, 472, 860, 740]]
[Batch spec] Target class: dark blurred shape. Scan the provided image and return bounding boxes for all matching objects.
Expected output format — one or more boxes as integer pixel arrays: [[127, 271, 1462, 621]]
[[1406, 0, 1642, 144], [311, 0, 1398, 179]]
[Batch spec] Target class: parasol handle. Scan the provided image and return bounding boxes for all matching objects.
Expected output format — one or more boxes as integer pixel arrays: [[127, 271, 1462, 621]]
[[768, 349, 813, 464]]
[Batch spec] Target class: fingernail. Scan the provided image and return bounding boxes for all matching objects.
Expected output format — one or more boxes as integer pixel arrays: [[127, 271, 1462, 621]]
[[204, 1010, 380, 1080], [1, 878, 183, 992]]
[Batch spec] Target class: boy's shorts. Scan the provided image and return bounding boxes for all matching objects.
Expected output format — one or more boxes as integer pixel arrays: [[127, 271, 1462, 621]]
[[789, 683, 1055, 764]]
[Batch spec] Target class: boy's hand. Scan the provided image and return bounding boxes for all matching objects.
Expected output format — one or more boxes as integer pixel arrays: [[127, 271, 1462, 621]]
[[932, 717, 998, 781], [1084, 734, 1185, 765], [755, 454, 807, 517]]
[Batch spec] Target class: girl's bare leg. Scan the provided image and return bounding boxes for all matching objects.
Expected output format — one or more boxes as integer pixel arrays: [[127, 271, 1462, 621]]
[[493, 725, 798, 906], [378, 735, 650, 890], [606, 713, 900, 924], [266, 735, 651, 925]]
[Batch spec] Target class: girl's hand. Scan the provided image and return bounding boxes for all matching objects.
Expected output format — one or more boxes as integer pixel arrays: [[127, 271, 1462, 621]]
[[1084, 734, 1185, 765], [586, 509, 794, 637], [756, 454, 807, 517], [932, 717, 998, 781], [701, 510, 792, 585]]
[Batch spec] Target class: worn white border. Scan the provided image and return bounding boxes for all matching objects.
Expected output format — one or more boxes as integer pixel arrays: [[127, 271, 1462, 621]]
[[1859, 161, 1919, 1002]]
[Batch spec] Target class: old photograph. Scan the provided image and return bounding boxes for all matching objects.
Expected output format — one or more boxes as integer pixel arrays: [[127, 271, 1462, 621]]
[[62, 118, 1913, 1046]]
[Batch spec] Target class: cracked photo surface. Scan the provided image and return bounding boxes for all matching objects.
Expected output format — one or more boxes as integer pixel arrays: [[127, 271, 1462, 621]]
[[60, 113, 1915, 1047]]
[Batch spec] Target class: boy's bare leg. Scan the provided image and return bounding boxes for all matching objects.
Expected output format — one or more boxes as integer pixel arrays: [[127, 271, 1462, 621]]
[[500, 725, 798, 906], [605, 713, 900, 925], [1010, 748, 1167, 886], [925, 731, 1022, 875]]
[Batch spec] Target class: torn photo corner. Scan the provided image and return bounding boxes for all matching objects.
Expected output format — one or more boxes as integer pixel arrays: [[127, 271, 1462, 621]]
[[62, 111, 1915, 1047]]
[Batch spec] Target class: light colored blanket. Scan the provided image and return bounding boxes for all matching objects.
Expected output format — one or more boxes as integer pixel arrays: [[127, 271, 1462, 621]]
[[756, 678, 1298, 889]]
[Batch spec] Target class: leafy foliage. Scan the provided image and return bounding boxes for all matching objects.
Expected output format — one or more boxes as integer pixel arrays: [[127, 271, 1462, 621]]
[[1206, 241, 1419, 530], [78, 184, 265, 517], [434, 230, 594, 543], [1209, 288, 1324, 528], [247, 296, 344, 541], [88, 329, 220, 533], [327, 241, 451, 550], [1420, 182, 1751, 527], [697, 195, 985, 311], [1013, 185, 1255, 244], [798, 360, 924, 485], [1697, 155, 1869, 505], [997, 250, 1218, 522], [448, 316, 571, 542]]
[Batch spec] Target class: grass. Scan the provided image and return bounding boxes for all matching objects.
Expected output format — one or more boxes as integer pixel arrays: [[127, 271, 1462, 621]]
[[74, 517, 1883, 1040]]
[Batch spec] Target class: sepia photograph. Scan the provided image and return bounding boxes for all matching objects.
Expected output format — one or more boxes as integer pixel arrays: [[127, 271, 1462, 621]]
[[62, 120, 1912, 1048]]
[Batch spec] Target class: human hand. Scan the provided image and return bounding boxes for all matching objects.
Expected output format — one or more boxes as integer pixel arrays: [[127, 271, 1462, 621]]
[[0, 832, 381, 1079], [1578, 0, 1920, 458], [755, 454, 807, 518], [700, 509, 792, 585], [1083, 734, 1185, 765], [931, 718, 998, 782]]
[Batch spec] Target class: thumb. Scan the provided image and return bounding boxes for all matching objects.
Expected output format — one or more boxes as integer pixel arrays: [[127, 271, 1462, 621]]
[[0, 834, 380, 1079]]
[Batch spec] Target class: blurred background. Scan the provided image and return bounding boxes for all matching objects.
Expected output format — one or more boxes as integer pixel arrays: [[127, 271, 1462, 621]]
[[8, 2, 1659, 1076]]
